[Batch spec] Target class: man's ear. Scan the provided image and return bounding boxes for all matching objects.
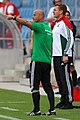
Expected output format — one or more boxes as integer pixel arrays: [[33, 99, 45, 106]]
[[60, 10, 63, 15]]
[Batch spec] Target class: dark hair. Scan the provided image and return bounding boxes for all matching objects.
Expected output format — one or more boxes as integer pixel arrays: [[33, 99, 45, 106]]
[[55, 4, 67, 15], [53, 0, 62, 5], [65, 10, 70, 16]]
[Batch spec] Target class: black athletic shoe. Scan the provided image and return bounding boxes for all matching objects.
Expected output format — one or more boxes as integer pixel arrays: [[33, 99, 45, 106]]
[[27, 110, 41, 116], [60, 102, 73, 109], [55, 102, 64, 108], [44, 109, 56, 116]]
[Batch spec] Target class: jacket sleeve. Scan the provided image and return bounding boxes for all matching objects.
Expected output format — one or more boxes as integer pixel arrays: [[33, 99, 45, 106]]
[[64, 26, 74, 56]]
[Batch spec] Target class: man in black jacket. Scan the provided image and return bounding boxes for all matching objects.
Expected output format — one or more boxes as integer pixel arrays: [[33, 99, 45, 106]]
[[65, 10, 78, 87]]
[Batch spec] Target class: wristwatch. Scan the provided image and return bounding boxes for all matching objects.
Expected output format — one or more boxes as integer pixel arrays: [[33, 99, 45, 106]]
[[13, 16, 17, 20]]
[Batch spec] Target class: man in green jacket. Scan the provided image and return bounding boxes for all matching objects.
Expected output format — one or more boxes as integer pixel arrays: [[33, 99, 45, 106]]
[[7, 9, 56, 116]]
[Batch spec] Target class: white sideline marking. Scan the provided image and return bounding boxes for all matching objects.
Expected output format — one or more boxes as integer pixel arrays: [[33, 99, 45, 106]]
[[0, 101, 27, 104], [53, 118, 70, 120], [1, 107, 19, 111], [0, 114, 21, 120]]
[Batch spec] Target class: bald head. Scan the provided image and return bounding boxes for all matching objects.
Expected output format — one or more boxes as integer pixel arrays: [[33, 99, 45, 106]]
[[34, 9, 44, 18], [32, 9, 44, 22]]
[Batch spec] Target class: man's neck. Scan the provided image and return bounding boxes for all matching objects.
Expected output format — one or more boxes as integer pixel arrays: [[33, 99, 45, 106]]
[[38, 18, 44, 22], [57, 14, 63, 20]]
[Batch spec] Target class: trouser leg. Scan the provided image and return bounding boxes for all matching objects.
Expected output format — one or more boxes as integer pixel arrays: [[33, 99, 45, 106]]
[[53, 57, 73, 103], [32, 91, 40, 112], [41, 63, 55, 110], [72, 70, 78, 86], [47, 89, 54, 110], [30, 61, 40, 111]]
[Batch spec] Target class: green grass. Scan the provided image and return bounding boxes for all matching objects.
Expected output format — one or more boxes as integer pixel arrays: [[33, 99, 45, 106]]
[[0, 89, 80, 120]]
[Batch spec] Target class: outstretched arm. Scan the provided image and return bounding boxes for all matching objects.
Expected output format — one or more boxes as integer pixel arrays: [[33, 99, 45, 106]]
[[7, 15, 32, 29]]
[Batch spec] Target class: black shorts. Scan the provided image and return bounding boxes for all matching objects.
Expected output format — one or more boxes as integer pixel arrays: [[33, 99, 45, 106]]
[[30, 61, 52, 92]]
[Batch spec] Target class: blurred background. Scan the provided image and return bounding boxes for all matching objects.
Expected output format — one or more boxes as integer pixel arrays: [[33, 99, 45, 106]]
[[0, 0, 80, 83]]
